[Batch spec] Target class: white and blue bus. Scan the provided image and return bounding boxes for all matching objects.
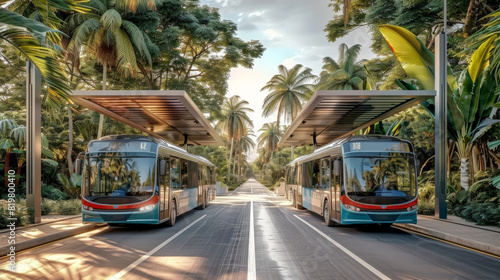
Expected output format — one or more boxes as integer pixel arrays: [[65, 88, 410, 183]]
[[285, 135, 418, 226], [80, 135, 216, 226]]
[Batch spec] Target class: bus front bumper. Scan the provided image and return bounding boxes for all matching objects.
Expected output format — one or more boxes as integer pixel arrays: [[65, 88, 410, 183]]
[[82, 207, 159, 224], [341, 207, 417, 225]]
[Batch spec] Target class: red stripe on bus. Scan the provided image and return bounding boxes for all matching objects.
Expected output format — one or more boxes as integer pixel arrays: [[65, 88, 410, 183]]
[[82, 195, 159, 210], [340, 195, 417, 210]]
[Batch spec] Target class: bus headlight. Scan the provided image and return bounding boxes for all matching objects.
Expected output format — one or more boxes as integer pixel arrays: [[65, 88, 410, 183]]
[[139, 205, 155, 211], [83, 205, 93, 211], [407, 205, 417, 211], [345, 205, 361, 212]]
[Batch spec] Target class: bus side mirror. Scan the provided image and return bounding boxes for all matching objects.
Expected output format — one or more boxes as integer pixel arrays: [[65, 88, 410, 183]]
[[160, 159, 166, 176], [333, 159, 342, 176], [75, 159, 83, 176], [75, 152, 85, 176]]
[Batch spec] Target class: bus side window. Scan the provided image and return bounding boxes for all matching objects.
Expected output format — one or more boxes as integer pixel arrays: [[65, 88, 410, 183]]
[[181, 159, 188, 189], [170, 158, 180, 189], [321, 158, 330, 189], [312, 160, 320, 189]]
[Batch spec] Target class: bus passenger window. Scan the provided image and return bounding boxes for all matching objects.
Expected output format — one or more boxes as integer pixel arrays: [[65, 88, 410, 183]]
[[312, 160, 320, 188], [181, 159, 188, 189], [170, 158, 180, 189], [321, 159, 330, 189]]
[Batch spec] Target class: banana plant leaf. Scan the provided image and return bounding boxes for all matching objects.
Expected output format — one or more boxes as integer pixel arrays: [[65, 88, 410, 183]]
[[467, 35, 496, 83], [488, 139, 500, 149], [380, 25, 464, 136], [471, 118, 500, 142], [387, 119, 403, 136]]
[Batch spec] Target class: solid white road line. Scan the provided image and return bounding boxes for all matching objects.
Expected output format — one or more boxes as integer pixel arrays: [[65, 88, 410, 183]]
[[108, 215, 207, 280], [247, 201, 256, 280], [294, 215, 392, 280]]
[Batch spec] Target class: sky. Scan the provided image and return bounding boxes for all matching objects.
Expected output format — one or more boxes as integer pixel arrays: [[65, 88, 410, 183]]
[[200, 0, 374, 161]]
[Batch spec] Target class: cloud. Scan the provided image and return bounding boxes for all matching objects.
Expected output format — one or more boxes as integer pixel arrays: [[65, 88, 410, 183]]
[[264, 29, 283, 40]]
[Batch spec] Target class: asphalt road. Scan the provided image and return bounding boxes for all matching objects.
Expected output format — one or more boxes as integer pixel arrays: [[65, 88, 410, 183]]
[[2, 179, 499, 279]]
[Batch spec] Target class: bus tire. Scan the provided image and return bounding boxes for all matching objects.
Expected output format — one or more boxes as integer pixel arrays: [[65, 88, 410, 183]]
[[166, 200, 177, 227], [201, 191, 207, 209], [205, 191, 209, 208], [323, 200, 335, 227]]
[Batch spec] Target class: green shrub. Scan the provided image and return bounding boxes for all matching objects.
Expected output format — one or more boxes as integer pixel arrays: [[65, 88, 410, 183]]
[[459, 202, 500, 226], [41, 199, 60, 215], [59, 199, 82, 215], [0, 199, 29, 228], [42, 183, 68, 200], [418, 199, 434, 215]]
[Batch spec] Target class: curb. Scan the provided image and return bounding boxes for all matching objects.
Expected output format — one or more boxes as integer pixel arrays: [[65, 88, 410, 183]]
[[0, 216, 81, 234], [0, 223, 105, 256], [395, 223, 500, 257]]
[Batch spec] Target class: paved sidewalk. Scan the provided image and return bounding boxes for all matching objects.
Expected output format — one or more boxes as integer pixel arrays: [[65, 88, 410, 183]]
[[395, 214, 500, 257], [1, 211, 499, 258], [0, 215, 105, 256]]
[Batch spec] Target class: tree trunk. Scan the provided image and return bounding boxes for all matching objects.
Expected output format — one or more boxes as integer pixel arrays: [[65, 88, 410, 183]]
[[472, 144, 479, 174], [463, 0, 485, 37], [460, 157, 470, 190], [227, 137, 234, 180], [67, 107, 74, 177], [15, 157, 24, 187], [97, 62, 106, 139]]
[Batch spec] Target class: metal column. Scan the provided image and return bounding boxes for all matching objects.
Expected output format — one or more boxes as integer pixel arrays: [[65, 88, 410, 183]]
[[434, 33, 447, 219], [26, 61, 42, 223]]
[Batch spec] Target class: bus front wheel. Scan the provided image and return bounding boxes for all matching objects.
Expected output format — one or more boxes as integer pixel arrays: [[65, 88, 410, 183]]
[[323, 201, 335, 227], [167, 201, 177, 227]]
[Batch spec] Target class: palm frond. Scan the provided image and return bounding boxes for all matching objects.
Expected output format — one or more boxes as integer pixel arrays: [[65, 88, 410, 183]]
[[0, 28, 71, 107]]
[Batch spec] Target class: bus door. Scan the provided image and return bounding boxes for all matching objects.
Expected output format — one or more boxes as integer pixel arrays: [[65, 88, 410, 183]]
[[332, 157, 342, 220], [311, 159, 322, 214], [320, 158, 331, 213], [159, 157, 169, 220]]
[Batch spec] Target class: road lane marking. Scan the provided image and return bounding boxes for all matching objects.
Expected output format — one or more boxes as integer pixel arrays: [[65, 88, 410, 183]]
[[108, 215, 207, 280], [248, 201, 256, 280], [294, 215, 391, 280]]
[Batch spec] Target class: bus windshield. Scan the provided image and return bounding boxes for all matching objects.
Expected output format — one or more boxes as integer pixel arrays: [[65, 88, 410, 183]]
[[344, 155, 416, 204], [84, 153, 156, 204]]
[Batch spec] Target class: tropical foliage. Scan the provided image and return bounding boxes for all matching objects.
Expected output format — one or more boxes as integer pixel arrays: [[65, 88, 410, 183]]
[[316, 43, 374, 90], [379, 24, 500, 190]]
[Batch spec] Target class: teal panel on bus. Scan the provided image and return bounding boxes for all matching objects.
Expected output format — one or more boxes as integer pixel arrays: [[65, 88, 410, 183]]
[[339, 202, 417, 225], [188, 188, 199, 210], [302, 187, 312, 210]]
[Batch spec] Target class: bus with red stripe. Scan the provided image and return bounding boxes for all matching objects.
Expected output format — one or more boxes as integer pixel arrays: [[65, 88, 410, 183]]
[[285, 135, 418, 226], [79, 135, 215, 226]]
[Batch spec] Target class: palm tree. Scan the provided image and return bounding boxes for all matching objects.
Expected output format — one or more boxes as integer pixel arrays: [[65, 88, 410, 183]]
[[261, 64, 316, 128], [316, 43, 374, 91], [216, 96, 254, 180], [66, 0, 155, 138], [235, 130, 255, 178], [257, 122, 282, 162]]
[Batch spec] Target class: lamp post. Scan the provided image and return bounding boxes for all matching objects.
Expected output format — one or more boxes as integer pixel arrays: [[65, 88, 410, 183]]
[[434, 0, 447, 219], [26, 61, 42, 224]]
